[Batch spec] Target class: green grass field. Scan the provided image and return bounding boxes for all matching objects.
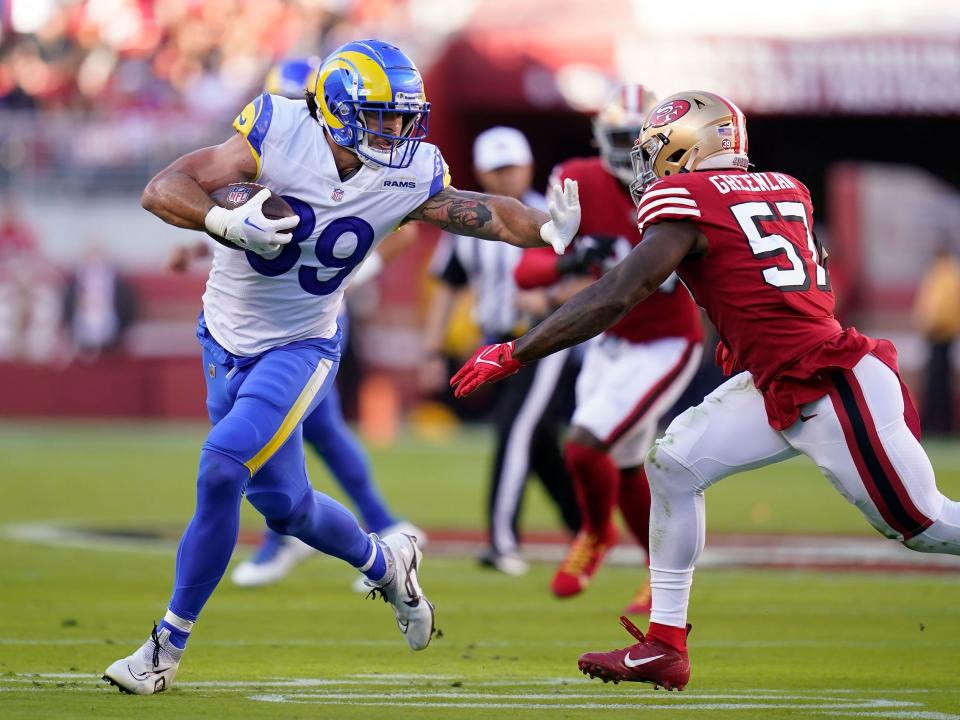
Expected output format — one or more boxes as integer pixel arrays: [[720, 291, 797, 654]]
[[2, 421, 959, 718]]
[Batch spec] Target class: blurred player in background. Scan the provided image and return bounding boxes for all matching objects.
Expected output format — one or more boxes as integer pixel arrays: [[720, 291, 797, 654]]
[[0, 194, 56, 362], [103, 39, 581, 695], [62, 242, 137, 363], [514, 86, 703, 612], [912, 241, 960, 435], [423, 127, 581, 575], [166, 57, 426, 590], [452, 90, 960, 691]]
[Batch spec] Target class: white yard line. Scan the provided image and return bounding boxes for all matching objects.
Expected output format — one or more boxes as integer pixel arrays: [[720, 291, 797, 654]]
[[5, 519, 960, 570], [825, 714, 960, 720], [2, 674, 956, 718], [245, 697, 947, 715], [0, 523, 174, 555], [3, 637, 958, 650], [246, 691, 918, 703]]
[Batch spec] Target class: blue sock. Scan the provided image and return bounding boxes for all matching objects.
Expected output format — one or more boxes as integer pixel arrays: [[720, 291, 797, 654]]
[[360, 538, 387, 583], [159, 610, 194, 650]]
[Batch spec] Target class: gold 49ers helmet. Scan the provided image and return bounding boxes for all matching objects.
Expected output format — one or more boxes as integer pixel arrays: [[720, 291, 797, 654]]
[[592, 84, 658, 185], [629, 90, 749, 204]]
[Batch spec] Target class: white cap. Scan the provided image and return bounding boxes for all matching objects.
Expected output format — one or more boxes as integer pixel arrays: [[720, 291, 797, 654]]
[[473, 126, 533, 172]]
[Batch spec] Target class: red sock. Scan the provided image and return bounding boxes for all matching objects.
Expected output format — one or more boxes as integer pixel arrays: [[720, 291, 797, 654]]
[[618, 467, 651, 555], [564, 441, 619, 541], [647, 622, 688, 652]]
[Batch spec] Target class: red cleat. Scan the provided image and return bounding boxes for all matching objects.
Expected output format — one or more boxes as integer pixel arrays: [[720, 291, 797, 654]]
[[623, 580, 652, 616], [578, 616, 691, 690], [551, 528, 618, 597]]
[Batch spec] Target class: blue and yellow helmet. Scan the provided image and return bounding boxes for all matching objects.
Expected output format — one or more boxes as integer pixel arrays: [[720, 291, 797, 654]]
[[315, 39, 430, 169], [264, 57, 320, 99]]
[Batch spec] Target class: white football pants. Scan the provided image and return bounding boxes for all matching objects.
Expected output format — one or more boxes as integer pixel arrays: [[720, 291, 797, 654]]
[[573, 335, 702, 467], [645, 353, 960, 628]]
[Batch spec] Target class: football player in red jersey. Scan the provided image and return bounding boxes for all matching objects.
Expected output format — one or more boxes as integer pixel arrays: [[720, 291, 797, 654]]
[[451, 91, 960, 691], [514, 85, 703, 613]]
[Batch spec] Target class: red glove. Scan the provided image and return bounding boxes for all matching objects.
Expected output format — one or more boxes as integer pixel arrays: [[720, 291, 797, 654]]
[[450, 341, 524, 398]]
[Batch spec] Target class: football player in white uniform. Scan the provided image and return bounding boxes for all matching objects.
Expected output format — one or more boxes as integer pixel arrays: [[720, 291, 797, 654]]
[[103, 39, 580, 695], [236, 57, 426, 588], [168, 58, 427, 590]]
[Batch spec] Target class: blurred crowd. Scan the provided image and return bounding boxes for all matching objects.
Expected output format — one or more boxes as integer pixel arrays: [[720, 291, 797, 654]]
[[0, 0, 409, 119], [0, 194, 136, 363], [0, 0, 426, 193]]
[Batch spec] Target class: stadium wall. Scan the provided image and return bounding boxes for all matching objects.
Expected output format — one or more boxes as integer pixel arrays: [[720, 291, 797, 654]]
[[0, 357, 207, 419]]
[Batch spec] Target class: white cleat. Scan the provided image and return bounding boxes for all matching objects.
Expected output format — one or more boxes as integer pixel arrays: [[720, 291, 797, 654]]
[[103, 624, 182, 695], [479, 549, 530, 576], [352, 573, 371, 594], [231, 535, 315, 587], [352, 522, 429, 593], [367, 533, 435, 651]]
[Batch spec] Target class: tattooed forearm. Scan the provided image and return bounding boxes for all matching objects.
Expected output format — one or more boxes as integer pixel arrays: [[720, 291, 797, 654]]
[[449, 198, 492, 231], [409, 187, 547, 246], [417, 190, 493, 233]]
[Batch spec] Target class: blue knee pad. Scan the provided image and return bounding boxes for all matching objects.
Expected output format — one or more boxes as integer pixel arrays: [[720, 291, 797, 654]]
[[260, 486, 313, 537], [204, 402, 284, 467], [196, 442, 251, 500]]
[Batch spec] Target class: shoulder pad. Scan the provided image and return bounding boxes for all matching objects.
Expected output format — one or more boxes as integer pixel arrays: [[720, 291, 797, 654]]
[[233, 93, 274, 178], [636, 175, 702, 231], [427, 145, 451, 198]]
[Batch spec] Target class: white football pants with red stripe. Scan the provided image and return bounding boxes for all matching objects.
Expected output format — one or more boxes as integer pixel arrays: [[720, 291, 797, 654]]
[[645, 353, 960, 628], [572, 335, 702, 466]]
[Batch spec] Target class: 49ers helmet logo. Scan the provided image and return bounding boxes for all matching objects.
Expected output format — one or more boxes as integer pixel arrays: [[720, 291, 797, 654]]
[[649, 99, 691, 128]]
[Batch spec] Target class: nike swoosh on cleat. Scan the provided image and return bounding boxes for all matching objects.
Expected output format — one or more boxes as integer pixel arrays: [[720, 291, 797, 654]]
[[243, 217, 265, 231], [623, 652, 665, 668], [126, 664, 159, 681]]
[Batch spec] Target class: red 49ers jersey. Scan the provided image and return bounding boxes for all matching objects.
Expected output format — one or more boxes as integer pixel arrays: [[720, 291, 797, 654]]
[[543, 157, 702, 344], [637, 169, 892, 430]]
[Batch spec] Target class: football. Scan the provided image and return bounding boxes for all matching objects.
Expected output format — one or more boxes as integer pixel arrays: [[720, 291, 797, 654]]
[[206, 182, 295, 248]]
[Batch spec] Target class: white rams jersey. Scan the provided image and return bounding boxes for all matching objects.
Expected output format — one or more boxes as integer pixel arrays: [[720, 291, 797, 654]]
[[202, 93, 450, 356]]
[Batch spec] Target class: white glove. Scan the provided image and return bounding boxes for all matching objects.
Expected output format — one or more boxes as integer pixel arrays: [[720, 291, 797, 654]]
[[204, 188, 299, 257], [539, 178, 581, 255]]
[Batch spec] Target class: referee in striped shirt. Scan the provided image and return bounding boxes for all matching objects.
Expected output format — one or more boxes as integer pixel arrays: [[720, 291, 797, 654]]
[[422, 127, 581, 575]]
